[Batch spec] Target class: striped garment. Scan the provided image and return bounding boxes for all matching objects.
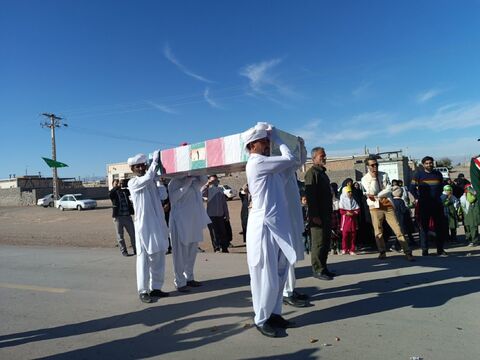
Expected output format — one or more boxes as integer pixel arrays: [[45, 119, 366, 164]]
[[409, 169, 444, 204]]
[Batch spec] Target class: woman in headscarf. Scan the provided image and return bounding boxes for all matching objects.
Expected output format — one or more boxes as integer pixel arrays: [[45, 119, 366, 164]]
[[339, 185, 360, 254]]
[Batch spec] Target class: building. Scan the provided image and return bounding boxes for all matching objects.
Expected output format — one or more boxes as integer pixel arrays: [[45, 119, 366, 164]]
[[0, 176, 108, 206]]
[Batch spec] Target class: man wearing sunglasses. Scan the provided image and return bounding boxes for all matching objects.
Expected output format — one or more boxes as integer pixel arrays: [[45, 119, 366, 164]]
[[361, 155, 414, 261]]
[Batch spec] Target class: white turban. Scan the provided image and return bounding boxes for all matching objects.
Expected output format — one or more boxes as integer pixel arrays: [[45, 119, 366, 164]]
[[241, 122, 273, 149], [127, 153, 147, 166]]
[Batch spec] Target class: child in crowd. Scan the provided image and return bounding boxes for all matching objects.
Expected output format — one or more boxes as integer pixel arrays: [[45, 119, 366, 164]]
[[440, 184, 460, 243], [460, 184, 480, 246], [301, 195, 311, 254], [330, 186, 342, 254], [392, 186, 415, 246], [339, 185, 360, 255]]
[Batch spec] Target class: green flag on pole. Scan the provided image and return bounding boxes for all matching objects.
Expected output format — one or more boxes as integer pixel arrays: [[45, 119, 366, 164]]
[[42, 157, 69, 168]]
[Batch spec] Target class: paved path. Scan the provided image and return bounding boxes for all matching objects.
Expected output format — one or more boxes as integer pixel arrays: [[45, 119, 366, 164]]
[[1, 244, 479, 359]]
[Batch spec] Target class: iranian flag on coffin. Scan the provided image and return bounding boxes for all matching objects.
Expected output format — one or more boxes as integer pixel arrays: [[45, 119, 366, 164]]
[[470, 156, 480, 193], [157, 128, 305, 177]]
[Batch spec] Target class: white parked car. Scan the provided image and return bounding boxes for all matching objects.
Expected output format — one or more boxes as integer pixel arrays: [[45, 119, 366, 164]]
[[37, 194, 55, 208], [434, 167, 450, 179], [56, 194, 97, 211]]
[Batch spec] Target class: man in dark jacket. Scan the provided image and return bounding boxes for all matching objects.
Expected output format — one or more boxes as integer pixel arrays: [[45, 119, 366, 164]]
[[305, 147, 335, 280], [109, 179, 136, 256]]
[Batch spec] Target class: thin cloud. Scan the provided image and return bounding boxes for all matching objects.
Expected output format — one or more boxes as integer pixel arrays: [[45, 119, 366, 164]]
[[294, 119, 374, 145], [203, 87, 221, 108], [145, 100, 177, 114], [352, 81, 373, 99], [163, 43, 212, 83], [347, 111, 395, 126], [294, 102, 480, 160], [388, 101, 480, 134], [416, 88, 443, 103], [240, 58, 296, 101]]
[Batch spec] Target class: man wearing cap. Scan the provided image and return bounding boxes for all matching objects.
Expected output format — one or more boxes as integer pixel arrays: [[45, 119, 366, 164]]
[[409, 156, 448, 256], [128, 151, 170, 303], [168, 175, 211, 292], [242, 122, 298, 338]]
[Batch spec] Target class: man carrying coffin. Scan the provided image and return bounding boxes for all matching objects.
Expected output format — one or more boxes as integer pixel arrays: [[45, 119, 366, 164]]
[[242, 122, 298, 338], [128, 151, 170, 303], [168, 175, 211, 292]]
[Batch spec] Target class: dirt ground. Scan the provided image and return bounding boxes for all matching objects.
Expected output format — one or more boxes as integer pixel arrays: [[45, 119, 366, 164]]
[[0, 199, 245, 252]]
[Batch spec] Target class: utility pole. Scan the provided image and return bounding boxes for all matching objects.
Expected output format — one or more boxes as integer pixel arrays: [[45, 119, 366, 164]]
[[41, 113, 68, 201]]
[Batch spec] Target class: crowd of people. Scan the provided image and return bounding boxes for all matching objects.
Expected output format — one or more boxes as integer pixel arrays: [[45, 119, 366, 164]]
[[108, 122, 477, 338]]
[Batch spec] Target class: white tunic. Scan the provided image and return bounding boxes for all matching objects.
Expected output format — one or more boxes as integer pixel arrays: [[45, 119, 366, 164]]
[[246, 143, 297, 267], [128, 160, 169, 255], [283, 167, 305, 261], [168, 176, 211, 244]]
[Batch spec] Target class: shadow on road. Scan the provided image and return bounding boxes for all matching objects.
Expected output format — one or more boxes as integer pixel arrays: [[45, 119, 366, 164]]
[[1, 248, 479, 358]]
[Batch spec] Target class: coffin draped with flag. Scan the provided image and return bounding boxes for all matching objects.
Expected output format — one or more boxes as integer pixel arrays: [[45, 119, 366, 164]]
[[156, 129, 305, 177]]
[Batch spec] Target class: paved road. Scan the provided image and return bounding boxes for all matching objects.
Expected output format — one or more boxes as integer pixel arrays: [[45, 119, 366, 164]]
[[1, 244, 479, 360]]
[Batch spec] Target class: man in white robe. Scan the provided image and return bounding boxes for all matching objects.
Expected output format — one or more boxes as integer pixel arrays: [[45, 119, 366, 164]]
[[128, 151, 170, 303], [282, 167, 310, 307], [242, 122, 298, 338], [168, 175, 211, 292]]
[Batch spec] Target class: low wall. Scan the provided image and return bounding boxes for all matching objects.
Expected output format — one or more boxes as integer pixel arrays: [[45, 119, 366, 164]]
[[0, 187, 109, 206], [0, 188, 36, 206]]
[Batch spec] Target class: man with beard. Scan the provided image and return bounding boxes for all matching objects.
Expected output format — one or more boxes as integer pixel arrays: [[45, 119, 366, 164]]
[[128, 151, 170, 303], [242, 122, 298, 338], [409, 156, 448, 256], [305, 147, 336, 280]]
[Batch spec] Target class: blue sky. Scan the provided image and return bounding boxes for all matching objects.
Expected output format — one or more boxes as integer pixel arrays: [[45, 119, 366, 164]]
[[1, 0, 480, 180]]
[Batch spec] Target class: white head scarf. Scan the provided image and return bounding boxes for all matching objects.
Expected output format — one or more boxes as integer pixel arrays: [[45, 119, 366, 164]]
[[241, 122, 273, 149], [339, 187, 360, 211], [127, 153, 147, 166]]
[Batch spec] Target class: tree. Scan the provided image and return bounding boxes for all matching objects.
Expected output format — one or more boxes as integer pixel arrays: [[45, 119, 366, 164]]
[[436, 157, 452, 169]]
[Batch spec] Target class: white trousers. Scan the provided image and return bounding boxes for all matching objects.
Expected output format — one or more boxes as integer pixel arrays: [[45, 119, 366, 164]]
[[249, 232, 289, 326], [172, 239, 198, 288], [282, 264, 296, 297], [136, 250, 165, 294]]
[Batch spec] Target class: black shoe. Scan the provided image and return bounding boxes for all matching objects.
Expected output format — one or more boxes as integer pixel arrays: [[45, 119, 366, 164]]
[[121, 250, 129, 257], [221, 249, 229, 253], [139, 293, 152, 303], [149, 289, 169, 298], [186, 280, 202, 287], [268, 314, 296, 329], [292, 289, 309, 300], [312, 272, 333, 281], [255, 322, 278, 337], [422, 250, 429, 257], [177, 286, 190, 293], [283, 295, 308, 307], [324, 270, 336, 277]]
